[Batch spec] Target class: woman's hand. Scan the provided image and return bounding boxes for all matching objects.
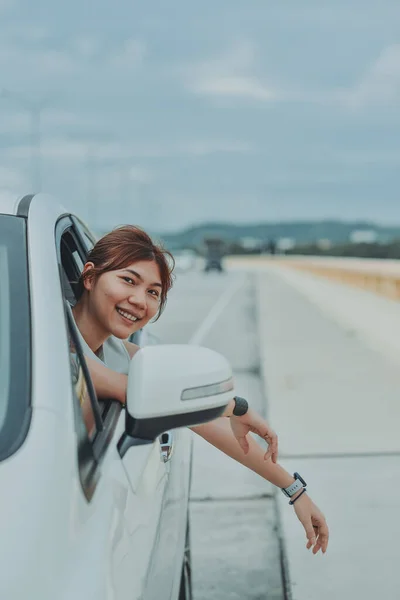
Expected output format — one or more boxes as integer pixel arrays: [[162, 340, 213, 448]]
[[229, 408, 278, 463], [292, 493, 329, 554]]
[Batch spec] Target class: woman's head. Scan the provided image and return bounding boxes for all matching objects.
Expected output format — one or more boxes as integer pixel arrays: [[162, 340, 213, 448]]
[[77, 225, 174, 339]]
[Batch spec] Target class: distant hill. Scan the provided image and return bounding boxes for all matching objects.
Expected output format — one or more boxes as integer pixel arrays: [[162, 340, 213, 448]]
[[156, 220, 400, 250]]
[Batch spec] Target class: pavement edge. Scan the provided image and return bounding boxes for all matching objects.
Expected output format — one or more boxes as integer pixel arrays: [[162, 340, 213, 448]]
[[255, 270, 293, 600]]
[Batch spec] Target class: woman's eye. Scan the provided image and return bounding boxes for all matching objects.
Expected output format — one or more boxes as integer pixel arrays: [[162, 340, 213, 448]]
[[123, 277, 135, 285], [149, 289, 160, 298]]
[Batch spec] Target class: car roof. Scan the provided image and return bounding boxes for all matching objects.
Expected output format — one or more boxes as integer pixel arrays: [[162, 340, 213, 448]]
[[0, 192, 72, 221]]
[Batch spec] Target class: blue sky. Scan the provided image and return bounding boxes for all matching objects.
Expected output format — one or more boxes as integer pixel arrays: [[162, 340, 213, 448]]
[[0, 0, 400, 231]]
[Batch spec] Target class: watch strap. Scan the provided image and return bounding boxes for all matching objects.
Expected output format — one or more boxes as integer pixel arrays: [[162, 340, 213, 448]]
[[289, 488, 307, 505]]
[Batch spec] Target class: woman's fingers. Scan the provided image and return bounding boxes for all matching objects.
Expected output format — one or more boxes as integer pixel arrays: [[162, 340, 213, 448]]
[[306, 517, 329, 555], [313, 518, 329, 554], [238, 435, 250, 454], [295, 497, 329, 556], [263, 431, 278, 462], [304, 520, 317, 550]]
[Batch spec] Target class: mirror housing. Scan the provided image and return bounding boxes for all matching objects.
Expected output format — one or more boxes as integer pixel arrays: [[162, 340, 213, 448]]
[[125, 344, 234, 440]]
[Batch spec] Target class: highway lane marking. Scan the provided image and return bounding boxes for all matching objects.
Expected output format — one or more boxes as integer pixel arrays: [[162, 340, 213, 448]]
[[189, 275, 246, 345]]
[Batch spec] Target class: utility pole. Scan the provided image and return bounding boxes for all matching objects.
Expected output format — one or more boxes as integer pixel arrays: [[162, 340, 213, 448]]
[[1, 89, 45, 192]]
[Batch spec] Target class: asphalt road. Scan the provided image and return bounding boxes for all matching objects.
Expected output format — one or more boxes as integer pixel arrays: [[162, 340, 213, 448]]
[[149, 268, 286, 600]]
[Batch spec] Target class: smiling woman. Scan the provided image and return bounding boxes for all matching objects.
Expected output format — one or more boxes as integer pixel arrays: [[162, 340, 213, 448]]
[[71, 222, 329, 557], [76, 225, 174, 320], [71, 225, 174, 361]]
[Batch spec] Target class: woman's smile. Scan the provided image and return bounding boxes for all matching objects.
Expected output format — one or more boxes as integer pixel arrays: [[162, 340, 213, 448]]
[[116, 306, 140, 324]]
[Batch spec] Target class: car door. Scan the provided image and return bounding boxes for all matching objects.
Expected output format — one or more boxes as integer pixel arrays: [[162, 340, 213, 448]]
[[65, 216, 190, 598]]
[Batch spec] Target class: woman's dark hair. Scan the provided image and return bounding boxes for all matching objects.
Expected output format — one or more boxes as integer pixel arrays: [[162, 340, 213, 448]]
[[77, 225, 175, 320]]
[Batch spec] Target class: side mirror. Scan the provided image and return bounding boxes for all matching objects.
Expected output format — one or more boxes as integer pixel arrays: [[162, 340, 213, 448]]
[[125, 344, 234, 440]]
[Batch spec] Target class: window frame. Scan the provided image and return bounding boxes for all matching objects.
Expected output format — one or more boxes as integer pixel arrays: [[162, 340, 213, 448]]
[[0, 215, 32, 462], [55, 216, 122, 501]]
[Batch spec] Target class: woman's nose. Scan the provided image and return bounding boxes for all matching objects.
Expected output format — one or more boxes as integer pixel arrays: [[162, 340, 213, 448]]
[[128, 290, 146, 309]]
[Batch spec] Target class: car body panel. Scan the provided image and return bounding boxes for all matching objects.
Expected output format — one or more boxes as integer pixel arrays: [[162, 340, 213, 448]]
[[0, 408, 138, 600], [24, 194, 74, 419]]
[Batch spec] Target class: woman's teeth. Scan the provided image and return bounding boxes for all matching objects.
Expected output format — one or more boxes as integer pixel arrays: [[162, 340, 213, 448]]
[[117, 308, 138, 322]]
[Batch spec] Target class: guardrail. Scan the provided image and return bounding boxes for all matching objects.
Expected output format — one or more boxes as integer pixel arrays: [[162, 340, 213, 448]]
[[277, 256, 400, 301]]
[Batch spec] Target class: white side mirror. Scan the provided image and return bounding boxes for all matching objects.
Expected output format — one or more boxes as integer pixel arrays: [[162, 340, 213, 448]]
[[125, 344, 234, 440]]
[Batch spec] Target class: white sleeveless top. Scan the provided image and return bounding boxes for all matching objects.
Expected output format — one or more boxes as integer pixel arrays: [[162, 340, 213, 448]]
[[69, 306, 132, 375]]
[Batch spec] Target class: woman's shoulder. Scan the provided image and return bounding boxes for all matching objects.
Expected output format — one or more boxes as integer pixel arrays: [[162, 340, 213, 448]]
[[122, 340, 140, 359], [102, 336, 132, 374]]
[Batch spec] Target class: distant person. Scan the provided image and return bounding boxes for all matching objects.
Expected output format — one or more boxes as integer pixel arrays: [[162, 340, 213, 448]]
[[70, 225, 329, 555]]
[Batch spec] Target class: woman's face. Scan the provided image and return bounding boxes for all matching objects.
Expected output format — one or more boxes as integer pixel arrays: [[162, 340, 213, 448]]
[[83, 259, 162, 339]]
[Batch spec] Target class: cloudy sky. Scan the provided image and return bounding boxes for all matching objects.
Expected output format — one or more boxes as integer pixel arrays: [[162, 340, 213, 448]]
[[1, 0, 400, 232]]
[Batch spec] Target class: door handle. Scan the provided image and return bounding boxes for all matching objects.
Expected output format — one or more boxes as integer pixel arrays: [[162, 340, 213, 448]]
[[159, 431, 174, 463]]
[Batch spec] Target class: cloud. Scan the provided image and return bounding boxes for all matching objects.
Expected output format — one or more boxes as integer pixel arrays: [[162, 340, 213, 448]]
[[338, 44, 400, 109], [258, 45, 400, 110], [0, 165, 26, 189], [190, 75, 275, 101], [128, 165, 153, 184], [183, 40, 276, 102], [43, 109, 90, 127], [106, 39, 146, 70], [71, 35, 100, 59], [0, 0, 16, 12], [181, 140, 253, 156], [4, 138, 253, 162], [0, 43, 76, 79], [0, 29, 146, 91], [0, 112, 30, 134], [0, 166, 27, 202]]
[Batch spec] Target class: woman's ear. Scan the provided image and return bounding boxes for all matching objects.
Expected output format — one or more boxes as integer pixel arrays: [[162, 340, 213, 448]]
[[82, 262, 96, 291]]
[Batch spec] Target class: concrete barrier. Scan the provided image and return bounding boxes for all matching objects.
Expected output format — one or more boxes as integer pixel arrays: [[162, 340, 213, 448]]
[[277, 257, 400, 301], [227, 255, 400, 301]]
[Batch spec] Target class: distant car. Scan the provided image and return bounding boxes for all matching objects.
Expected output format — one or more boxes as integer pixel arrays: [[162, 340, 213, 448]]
[[203, 237, 225, 273], [0, 193, 234, 600], [204, 257, 224, 273]]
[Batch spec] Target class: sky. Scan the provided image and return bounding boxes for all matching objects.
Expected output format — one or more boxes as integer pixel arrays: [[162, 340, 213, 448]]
[[0, 0, 400, 232]]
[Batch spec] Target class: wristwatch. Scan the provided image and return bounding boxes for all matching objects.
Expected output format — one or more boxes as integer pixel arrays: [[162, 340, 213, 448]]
[[232, 396, 249, 416], [281, 472, 307, 498]]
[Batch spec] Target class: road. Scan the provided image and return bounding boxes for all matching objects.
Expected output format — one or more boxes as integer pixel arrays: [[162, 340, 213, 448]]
[[150, 269, 286, 600], [151, 257, 400, 599], [257, 263, 400, 600]]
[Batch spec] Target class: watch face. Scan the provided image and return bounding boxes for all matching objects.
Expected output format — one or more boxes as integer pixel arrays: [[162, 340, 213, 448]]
[[294, 472, 307, 487]]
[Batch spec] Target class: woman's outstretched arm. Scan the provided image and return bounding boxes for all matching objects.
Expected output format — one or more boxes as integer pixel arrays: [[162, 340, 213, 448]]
[[83, 356, 329, 554], [191, 418, 329, 555]]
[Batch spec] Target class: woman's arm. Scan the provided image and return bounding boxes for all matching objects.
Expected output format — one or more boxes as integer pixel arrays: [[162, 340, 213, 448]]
[[84, 356, 127, 404], [192, 417, 291, 487], [83, 349, 328, 553], [191, 418, 329, 554], [82, 343, 138, 403]]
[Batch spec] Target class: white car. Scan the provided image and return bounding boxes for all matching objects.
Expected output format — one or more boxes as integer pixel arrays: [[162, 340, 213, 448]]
[[0, 193, 235, 600]]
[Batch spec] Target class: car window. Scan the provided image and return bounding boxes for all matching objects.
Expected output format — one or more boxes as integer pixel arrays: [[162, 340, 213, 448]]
[[0, 245, 10, 430], [59, 227, 102, 438], [71, 216, 96, 252], [60, 229, 86, 303], [68, 318, 98, 441], [0, 215, 31, 461], [56, 218, 123, 500]]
